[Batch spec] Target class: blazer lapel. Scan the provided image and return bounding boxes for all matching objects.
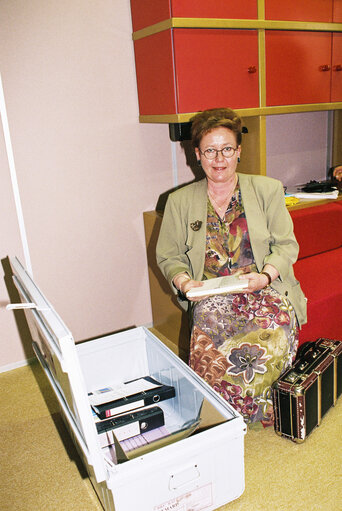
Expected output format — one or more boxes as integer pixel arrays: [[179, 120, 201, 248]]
[[238, 173, 271, 271], [186, 180, 207, 280]]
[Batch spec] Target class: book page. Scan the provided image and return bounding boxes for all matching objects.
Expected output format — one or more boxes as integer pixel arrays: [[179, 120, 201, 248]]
[[186, 275, 248, 298]]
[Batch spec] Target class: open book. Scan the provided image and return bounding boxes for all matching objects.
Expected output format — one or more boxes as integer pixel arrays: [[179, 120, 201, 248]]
[[186, 275, 248, 298]]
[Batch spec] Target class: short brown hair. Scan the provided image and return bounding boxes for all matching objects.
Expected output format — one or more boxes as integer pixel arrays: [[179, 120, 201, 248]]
[[190, 107, 243, 148]]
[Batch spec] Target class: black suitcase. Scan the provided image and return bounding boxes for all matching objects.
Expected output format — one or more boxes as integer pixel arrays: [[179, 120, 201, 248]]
[[272, 338, 342, 442]]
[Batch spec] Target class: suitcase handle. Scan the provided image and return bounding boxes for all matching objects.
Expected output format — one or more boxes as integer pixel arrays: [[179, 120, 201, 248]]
[[297, 348, 324, 373]]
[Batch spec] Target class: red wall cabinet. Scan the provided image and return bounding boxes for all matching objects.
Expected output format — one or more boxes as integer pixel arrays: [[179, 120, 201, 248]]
[[131, 1, 342, 118], [134, 29, 259, 115], [265, 0, 334, 22], [265, 31, 342, 106], [130, 0, 258, 32]]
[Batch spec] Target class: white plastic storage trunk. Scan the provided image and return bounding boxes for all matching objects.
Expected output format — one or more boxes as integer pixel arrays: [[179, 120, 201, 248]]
[[7, 257, 246, 511]]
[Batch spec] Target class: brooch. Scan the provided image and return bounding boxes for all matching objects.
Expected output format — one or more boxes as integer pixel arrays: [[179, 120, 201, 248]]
[[190, 220, 202, 231]]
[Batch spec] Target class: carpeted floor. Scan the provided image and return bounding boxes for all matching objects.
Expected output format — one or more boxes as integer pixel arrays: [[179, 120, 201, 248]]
[[1, 361, 341, 511]]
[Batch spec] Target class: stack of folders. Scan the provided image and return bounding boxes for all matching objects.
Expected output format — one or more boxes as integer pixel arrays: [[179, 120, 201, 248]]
[[89, 376, 176, 450]]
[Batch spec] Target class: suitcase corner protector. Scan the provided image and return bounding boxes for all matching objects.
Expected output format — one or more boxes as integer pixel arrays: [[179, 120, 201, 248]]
[[293, 437, 305, 444]]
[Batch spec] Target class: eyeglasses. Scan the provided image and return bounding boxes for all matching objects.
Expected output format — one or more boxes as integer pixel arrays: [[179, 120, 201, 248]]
[[199, 146, 238, 160]]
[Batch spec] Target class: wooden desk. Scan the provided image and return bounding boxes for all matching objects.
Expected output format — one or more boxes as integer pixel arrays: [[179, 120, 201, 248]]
[[143, 211, 190, 362], [287, 194, 342, 211]]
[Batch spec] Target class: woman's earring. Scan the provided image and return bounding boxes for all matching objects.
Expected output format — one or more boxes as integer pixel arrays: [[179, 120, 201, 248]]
[[237, 157, 240, 163], [197, 160, 201, 166]]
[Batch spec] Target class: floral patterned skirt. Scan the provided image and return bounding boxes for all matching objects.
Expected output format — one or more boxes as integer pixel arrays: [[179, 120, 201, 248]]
[[189, 288, 298, 426]]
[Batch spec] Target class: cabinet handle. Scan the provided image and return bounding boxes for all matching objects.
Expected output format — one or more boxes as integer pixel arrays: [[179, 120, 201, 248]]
[[248, 66, 257, 74], [319, 64, 331, 72], [333, 64, 342, 72]]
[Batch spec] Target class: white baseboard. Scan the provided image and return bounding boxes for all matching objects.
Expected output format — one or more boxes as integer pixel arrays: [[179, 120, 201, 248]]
[[0, 356, 36, 374], [143, 321, 154, 329]]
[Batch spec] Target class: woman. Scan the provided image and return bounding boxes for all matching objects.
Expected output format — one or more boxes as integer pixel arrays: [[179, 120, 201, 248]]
[[156, 108, 307, 427]]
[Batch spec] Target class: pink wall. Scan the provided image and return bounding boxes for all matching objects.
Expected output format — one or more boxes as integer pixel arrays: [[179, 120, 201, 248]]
[[0, 0, 176, 370], [0, 1, 331, 371], [266, 112, 329, 187]]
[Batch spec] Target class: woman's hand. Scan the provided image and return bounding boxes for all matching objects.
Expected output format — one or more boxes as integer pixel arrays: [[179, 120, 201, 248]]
[[182, 279, 207, 302], [238, 265, 279, 293], [238, 272, 269, 293], [173, 273, 206, 302], [333, 166, 342, 182]]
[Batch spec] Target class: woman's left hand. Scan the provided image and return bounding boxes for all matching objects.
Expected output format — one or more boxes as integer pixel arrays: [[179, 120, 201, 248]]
[[333, 166, 342, 182], [238, 272, 270, 293]]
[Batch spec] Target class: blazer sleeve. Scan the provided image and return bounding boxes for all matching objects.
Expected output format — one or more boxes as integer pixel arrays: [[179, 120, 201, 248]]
[[156, 193, 192, 291], [261, 179, 299, 280]]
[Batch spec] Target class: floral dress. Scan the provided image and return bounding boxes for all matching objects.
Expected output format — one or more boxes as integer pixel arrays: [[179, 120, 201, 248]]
[[189, 184, 298, 426]]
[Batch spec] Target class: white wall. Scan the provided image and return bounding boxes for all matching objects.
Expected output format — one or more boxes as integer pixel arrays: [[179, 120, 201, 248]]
[[0, 0, 192, 371]]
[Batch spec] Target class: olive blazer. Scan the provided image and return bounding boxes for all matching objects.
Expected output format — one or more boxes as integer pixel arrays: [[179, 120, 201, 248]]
[[156, 173, 307, 327]]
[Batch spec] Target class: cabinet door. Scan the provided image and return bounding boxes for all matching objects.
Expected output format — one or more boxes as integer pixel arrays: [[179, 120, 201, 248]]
[[133, 30, 177, 115], [331, 33, 342, 101], [173, 29, 259, 112], [265, 0, 333, 22], [266, 31, 332, 106], [171, 0, 258, 19], [130, 0, 171, 32], [333, 0, 342, 22]]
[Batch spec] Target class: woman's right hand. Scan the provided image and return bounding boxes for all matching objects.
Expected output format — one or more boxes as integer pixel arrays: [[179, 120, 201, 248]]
[[181, 279, 206, 302], [173, 273, 205, 302]]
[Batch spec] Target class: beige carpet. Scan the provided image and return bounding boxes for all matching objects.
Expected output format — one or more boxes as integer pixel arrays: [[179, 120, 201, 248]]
[[1, 361, 341, 511]]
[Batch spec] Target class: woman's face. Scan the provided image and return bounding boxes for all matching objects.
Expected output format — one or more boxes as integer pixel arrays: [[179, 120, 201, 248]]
[[195, 127, 241, 186]]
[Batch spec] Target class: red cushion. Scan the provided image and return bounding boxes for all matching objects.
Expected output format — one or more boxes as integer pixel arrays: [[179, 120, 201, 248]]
[[290, 203, 342, 260], [294, 248, 342, 345]]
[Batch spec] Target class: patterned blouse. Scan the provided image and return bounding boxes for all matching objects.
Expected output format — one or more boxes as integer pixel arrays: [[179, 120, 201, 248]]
[[204, 183, 257, 279]]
